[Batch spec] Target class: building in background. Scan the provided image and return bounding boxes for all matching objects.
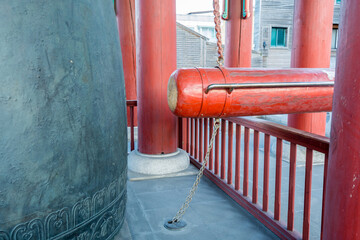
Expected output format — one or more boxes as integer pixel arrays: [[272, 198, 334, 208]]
[[176, 0, 341, 69], [252, 0, 341, 68], [177, 12, 225, 43], [176, 12, 224, 68]]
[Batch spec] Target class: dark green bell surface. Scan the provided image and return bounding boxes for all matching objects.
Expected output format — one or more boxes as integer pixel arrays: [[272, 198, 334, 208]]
[[0, 1, 127, 239]]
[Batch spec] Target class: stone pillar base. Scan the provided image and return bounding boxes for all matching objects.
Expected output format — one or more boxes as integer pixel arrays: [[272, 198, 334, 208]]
[[128, 148, 189, 175]]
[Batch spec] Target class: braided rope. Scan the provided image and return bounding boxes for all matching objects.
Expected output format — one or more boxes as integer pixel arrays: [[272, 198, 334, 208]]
[[213, 0, 224, 65]]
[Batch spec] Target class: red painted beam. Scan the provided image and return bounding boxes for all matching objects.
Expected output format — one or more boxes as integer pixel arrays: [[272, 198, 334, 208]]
[[116, 0, 137, 126], [288, 0, 334, 135], [137, 0, 177, 154], [168, 67, 334, 118], [323, 0, 360, 238]]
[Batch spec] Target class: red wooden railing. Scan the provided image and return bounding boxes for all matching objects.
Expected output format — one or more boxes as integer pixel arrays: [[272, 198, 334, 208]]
[[127, 101, 329, 240], [127, 100, 137, 151], [179, 117, 329, 240]]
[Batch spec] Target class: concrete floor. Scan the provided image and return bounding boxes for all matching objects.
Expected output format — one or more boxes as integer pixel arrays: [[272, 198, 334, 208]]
[[116, 174, 279, 240], [125, 116, 327, 239]]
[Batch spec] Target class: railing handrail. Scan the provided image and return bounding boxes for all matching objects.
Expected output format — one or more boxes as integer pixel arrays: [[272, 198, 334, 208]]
[[225, 116, 329, 154], [126, 100, 329, 153]]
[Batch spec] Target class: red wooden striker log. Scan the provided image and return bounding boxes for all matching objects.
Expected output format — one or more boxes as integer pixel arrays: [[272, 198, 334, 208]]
[[167, 67, 334, 118]]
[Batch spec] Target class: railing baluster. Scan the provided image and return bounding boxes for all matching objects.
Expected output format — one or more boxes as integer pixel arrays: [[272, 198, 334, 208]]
[[195, 118, 198, 159], [130, 105, 135, 151], [243, 127, 250, 196], [191, 118, 194, 157], [221, 119, 227, 180], [235, 124, 241, 191], [321, 152, 329, 240], [252, 130, 259, 204], [263, 134, 270, 211], [227, 121, 234, 185], [274, 138, 283, 221], [182, 118, 187, 151], [209, 118, 214, 171], [203, 118, 208, 166], [303, 148, 313, 240], [215, 118, 220, 175], [199, 118, 203, 162], [186, 118, 190, 153], [178, 117, 183, 149], [287, 143, 297, 231]]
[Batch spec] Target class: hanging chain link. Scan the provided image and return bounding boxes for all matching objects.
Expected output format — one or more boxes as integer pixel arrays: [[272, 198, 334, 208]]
[[171, 0, 224, 223], [171, 119, 221, 222], [170, 0, 224, 224]]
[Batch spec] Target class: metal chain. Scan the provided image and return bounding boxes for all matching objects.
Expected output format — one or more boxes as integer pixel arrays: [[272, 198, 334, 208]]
[[170, 0, 224, 224], [213, 0, 224, 66], [171, 118, 221, 223]]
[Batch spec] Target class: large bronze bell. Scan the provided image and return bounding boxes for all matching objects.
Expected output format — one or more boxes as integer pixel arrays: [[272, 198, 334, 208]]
[[0, 1, 127, 239]]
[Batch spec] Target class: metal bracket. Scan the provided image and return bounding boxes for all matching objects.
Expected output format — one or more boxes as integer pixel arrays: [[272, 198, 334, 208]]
[[164, 219, 187, 230], [205, 81, 334, 94], [243, 0, 251, 19], [222, 0, 229, 20], [242, 0, 246, 18]]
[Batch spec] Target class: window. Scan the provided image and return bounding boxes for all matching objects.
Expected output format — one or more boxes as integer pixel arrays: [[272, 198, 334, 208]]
[[271, 27, 287, 47], [336, 0, 341, 4], [332, 28, 339, 49]]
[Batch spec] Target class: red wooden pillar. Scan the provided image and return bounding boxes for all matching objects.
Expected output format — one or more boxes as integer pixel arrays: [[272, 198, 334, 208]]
[[224, 0, 253, 68], [136, 0, 177, 154], [129, 0, 188, 175], [116, 0, 137, 126], [323, 0, 360, 238], [287, 0, 334, 135]]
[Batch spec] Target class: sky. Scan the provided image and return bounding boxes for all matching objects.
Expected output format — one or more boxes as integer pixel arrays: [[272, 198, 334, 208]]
[[176, 0, 214, 14]]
